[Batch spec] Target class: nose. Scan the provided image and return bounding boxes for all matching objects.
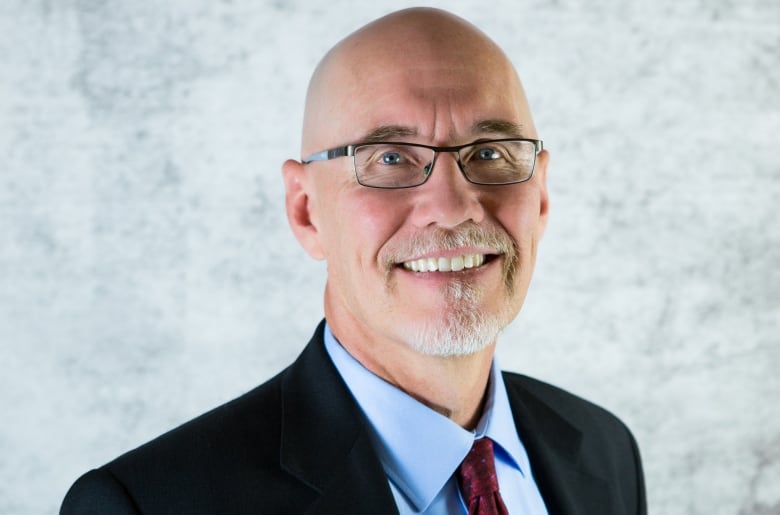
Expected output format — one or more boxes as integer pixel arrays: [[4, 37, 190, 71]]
[[409, 152, 485, 229]]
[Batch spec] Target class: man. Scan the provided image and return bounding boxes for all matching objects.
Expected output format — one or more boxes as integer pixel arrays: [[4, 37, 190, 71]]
[[62, 8, 646, 514]]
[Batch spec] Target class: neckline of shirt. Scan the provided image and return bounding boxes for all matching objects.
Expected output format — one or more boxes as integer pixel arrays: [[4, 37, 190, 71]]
[[322, 323, 528, 512]]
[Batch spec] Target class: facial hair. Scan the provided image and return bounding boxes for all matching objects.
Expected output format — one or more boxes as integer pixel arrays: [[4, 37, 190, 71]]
[[381, 222, 519, 357]]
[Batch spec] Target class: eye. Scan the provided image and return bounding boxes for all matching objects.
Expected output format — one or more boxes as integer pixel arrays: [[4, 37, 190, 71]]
[[476, 146, 502, 160], [380, 151, 403, 165]]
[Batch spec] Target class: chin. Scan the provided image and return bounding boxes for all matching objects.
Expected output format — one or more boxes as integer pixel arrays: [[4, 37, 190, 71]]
[[405, 323, 502, 357], [402, 279, 516, 356], [402, 305, 512, 358]]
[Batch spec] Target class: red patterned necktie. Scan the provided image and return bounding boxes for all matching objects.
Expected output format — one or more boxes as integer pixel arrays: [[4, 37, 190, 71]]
[[457, 438, 509, 515]]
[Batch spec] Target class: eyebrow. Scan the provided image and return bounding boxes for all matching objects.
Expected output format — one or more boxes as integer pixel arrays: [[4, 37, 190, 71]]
[[357, 119, 525, 145], [359, 125, 418, 143], [471, 119, 526, 138]]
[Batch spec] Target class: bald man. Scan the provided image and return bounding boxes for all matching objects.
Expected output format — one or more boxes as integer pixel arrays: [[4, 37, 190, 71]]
[[62, 8, 646, 515]]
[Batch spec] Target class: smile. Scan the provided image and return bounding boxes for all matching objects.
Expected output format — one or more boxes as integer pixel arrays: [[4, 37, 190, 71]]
[[401, 254, 487, 273]]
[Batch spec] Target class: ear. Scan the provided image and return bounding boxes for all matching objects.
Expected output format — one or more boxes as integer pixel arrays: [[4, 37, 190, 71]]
[[282, 159, 325, 260], [534, 149, 551, 236]]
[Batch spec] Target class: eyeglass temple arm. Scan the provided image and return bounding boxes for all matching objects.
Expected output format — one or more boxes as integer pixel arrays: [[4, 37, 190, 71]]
[[302, 146, 353, 164]]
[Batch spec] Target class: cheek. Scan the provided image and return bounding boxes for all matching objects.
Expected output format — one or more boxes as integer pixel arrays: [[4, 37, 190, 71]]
[[323, 190, 410, 269], [493, 191, 545, 249]]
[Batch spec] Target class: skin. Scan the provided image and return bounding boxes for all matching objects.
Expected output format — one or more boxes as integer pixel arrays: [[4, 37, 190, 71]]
[[282, 8, 550, 429]]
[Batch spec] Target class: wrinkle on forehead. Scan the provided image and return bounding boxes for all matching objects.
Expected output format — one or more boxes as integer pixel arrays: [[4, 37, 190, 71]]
[[301, 7, 535, 155], [355, 120, 527, 146]]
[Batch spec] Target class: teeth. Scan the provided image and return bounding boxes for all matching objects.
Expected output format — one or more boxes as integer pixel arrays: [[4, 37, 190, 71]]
[[451, 256, 464, 271], [402, 254, 487, 273]]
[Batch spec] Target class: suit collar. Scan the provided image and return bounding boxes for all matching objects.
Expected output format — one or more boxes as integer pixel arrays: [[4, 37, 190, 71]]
[[279, 321, 398, 514], [503, 373, 612, 515]]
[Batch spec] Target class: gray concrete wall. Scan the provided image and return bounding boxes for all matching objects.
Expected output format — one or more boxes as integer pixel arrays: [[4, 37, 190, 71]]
[[1, 1, 778, 513]]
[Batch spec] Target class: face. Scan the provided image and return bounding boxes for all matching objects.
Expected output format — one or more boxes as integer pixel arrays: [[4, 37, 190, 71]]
[[284, 15, 549, 358]]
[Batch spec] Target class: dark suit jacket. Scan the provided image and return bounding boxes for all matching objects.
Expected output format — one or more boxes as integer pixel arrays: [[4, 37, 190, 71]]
[[61, 321, 646, 514]]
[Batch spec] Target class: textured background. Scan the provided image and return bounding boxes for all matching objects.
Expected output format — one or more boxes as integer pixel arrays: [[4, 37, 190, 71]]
[[1, 1, 778, 514]]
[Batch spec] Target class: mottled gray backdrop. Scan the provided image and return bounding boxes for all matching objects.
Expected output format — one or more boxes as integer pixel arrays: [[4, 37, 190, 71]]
[[1, 1, 778, 514]]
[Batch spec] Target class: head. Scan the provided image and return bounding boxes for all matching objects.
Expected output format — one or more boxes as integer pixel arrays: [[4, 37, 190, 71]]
[[283, 8, 549, 358]]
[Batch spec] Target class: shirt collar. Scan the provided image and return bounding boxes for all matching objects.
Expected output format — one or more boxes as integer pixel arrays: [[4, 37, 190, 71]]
[[323, 324, 528, 512]]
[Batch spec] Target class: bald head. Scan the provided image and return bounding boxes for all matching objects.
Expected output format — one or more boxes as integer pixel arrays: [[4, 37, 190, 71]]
[[301, 8, 537, 156]]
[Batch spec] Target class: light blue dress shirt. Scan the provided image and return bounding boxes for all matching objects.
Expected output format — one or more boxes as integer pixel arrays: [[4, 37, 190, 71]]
[[323, 325, 549, 514]]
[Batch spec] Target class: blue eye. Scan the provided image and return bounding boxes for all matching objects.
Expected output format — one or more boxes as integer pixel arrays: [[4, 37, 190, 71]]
[[477, 147, 500, 160], [381, 152, 403, 165]]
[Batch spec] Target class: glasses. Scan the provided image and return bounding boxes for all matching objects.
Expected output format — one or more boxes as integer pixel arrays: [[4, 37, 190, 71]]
[[302, 138, 543, 189]]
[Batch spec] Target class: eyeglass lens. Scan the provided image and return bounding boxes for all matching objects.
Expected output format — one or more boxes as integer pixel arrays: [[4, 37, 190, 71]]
[[353, 141, 536, 188]]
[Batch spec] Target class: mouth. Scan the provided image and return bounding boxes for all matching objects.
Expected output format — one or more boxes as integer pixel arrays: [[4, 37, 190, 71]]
[[400, 253, 495, 273]]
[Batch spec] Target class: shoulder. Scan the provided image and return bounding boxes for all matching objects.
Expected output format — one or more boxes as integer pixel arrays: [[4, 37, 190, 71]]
[[502, 371, 634, 438], [504, 372, 644, 499], [133, 368, 287, 454], [501, 372, 644, 469], [502, 373, 646, 513], [60, 468, 141, 514], [61, 322, 347, 514], [111, 367, 287, 470], [61, 368, 315, 514]]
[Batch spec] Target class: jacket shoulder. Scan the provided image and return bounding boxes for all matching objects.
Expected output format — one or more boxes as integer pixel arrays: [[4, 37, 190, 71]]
[[61, 468, 141, 515], [111, 368, 287, 470], [502, 372, 633, 436], [502, 372, 646, 514], [63, 368, 317, 514]]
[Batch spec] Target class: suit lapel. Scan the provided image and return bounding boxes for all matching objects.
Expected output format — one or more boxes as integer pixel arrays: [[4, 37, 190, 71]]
[[503, 374, 612, 515], [279, 322, 398, 515], [303, 429, 400, 515]]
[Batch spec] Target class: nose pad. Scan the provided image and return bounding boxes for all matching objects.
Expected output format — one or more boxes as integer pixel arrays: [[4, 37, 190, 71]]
[[423, 159, 435, 179]]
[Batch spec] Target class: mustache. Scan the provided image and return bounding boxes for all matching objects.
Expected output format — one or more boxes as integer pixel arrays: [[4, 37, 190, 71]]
[[382, 222, 516, 267]]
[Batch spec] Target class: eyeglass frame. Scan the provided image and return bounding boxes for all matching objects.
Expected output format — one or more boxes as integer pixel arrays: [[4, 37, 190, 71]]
[[301, 138, 544, 189]]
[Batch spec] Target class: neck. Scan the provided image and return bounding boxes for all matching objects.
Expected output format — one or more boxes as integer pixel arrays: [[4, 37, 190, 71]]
[[328, 319, 495, 430]]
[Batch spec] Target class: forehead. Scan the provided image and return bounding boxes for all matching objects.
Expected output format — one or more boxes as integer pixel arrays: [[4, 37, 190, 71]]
[[332, 52, 526, 144], [302, 12, 537, 153]]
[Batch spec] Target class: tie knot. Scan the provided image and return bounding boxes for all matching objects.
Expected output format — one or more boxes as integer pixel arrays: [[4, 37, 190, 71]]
[[457, 438, 500, 501]]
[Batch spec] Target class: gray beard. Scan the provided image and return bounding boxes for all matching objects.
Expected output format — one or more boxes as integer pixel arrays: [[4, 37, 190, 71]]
[[402, 279, 512, 357], [379, 222, 521, 356]]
